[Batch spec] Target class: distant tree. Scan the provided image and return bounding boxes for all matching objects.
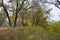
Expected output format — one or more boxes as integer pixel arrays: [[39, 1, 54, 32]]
[[30, 1, 51, 28]]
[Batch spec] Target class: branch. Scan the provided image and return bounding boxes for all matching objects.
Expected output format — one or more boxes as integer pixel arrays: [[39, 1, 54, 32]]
[[18, 0, 26, 13], [26, 5, 35, 10], [54, 4, 60, 9], [18, 4, 35, 15], [46, 2, 60, 9], [2, 0, 12, 27], [57, 0, 60, 4], [14, 0, 19, 27]]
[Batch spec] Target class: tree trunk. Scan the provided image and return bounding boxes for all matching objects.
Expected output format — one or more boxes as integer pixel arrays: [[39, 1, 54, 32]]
[[2, 0, 12, 27]]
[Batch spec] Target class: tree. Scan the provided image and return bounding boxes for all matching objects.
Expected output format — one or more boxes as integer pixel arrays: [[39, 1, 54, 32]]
[[1, 0, 29, 27], [0, 0, 51, 27], [30, 1, 50, 28], [8, 0, 35, 27], [1, 0, 12, 27]]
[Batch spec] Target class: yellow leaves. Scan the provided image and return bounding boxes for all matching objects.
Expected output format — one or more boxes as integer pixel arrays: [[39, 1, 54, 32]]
[[27, 20, 32, 26], [9, 16, 15, 24], [9, 16, 32, 26], [17, 19, 32, 26], [17, 19, 22, 24]]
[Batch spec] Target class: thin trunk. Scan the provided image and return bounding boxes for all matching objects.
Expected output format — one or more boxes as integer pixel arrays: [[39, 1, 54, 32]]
[[14, 0, 18, 27], [2, 0, 12, 27], [14, 0, 26, 27]]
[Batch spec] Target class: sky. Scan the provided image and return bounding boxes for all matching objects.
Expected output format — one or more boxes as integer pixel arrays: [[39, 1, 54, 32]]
[[1, 0, 60, 21], [48, 4, 60, 21]]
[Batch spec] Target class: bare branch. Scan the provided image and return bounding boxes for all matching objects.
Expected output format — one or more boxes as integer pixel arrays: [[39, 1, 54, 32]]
[[18, 0, 26, 13], [54, 4, 60, 9], [57, 0, 60, 4], [46, 2, 60, 9]]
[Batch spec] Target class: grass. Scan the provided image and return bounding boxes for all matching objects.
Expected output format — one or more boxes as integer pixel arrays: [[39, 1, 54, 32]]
[[0, 26, 60, 40], [0, 26, 47, 40]]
